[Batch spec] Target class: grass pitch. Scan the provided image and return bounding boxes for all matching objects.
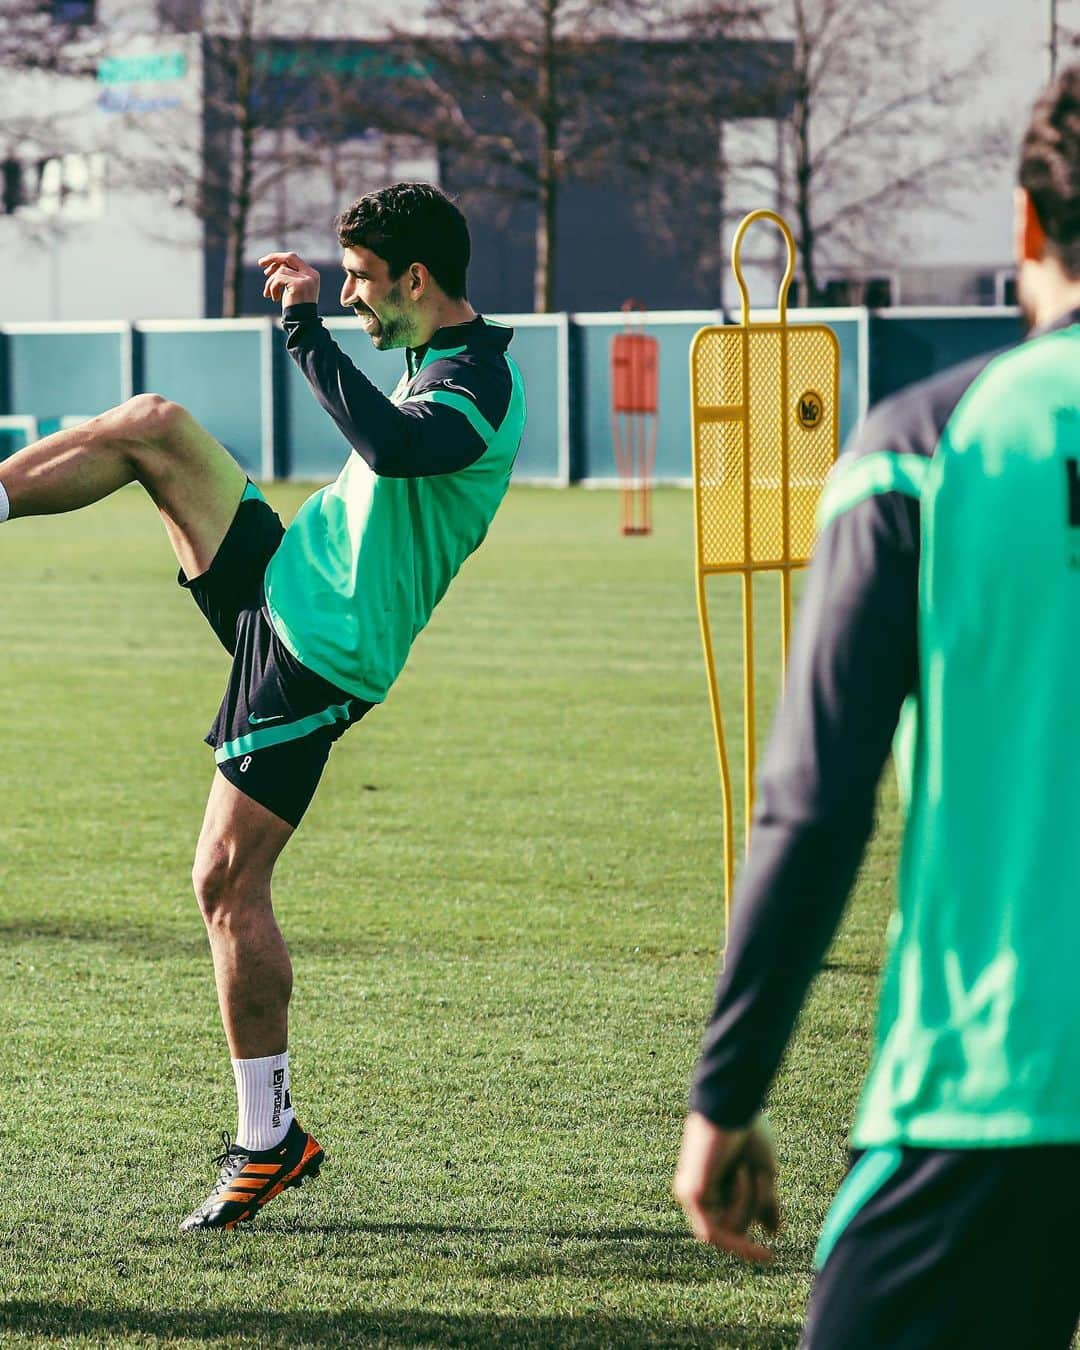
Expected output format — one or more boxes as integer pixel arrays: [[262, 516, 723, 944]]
[[0, 486, 898, 1348]]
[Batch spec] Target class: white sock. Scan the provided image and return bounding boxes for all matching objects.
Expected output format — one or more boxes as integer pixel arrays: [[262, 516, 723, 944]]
[[232, 1052, 294, 1152], [0, 480, 9, 524]]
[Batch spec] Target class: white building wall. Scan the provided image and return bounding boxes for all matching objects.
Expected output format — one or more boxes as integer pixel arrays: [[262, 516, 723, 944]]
[[0, 28, 205, 321], [0, 0, 411, 323]]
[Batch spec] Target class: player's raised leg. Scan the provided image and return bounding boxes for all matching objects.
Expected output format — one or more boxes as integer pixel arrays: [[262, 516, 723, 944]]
[[181, 770, 323, 1233], [0, 393, 247, 580]]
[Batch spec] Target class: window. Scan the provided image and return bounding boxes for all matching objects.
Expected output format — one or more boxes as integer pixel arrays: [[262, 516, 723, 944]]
[[2, 158, 23, 215], [996, 270, 1017, 307], [819, 275, 896, 307], [51, 0, 96, 23], [862, 276, 895, 308], [974, 271, 997, 306], [34, 153, 107, 219], [156, 0, 203, 32], [822, 278, 854, 306]]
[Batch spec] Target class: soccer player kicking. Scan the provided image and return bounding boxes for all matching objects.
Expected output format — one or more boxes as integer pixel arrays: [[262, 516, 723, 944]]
[[0, 183, 525, 1231], [674, 69, 1080, 1347]]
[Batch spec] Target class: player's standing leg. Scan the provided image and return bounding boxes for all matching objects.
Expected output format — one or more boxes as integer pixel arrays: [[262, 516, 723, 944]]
[[193, 773, 295, 1060], [179, 772, 324, 1233]]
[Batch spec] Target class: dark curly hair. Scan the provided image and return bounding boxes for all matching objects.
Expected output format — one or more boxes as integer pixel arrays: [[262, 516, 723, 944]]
[[335, 182, 471, 300], [1019, 64, 1080, 277]]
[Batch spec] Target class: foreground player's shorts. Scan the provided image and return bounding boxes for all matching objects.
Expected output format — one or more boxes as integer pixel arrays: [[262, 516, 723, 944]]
[[179, 482, 373, 826], [801, 1143, 1080, 1349]]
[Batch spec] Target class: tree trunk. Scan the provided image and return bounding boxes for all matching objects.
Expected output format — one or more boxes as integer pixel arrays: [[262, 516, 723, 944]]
[[789, 0, 821, 306], [534, 170, 558, 313], [533, 0, 558, 313], [221, 11, 256, 318], [791, 77, 820, 306], [222, 114, 254, 317], [715, 120, 726, 312]]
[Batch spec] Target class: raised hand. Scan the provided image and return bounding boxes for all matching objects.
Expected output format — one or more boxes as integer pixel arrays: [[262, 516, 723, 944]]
[[258, 251, 321, 309]]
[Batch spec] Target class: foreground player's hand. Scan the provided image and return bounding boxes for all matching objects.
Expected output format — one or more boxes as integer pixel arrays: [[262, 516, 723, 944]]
[[673, 1111, 780, 1262], [259, 251, 321, 308]]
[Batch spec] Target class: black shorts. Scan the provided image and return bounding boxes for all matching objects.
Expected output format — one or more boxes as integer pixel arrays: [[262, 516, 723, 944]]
[[801, 1144, 1080, 1349], [180, 483, 373, 827]]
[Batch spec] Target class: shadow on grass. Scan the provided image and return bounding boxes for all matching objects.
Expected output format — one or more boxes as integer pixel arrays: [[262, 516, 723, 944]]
[[0, 1301, 802, 1348], [289, 1221, 690, 1241], [819, 959, 881, 978], [130, 1221, 797, 1288], [0, 915, 421, 962], [0, 916, 201, 959], [294, 1221, 731, 1286], [0, 915, 370, 962]]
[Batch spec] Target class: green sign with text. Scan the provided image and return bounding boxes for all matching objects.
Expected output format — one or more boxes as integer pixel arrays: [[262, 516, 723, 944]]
[[97, 53, 188, 85]]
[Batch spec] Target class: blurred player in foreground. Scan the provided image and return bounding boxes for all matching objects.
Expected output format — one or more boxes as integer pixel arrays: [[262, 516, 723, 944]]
[[675, 68, 1080, 1348], [0, 183, 525, 1230]]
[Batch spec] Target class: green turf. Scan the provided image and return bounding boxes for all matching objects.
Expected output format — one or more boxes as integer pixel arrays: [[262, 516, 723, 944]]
[[0, 485, 899, 1348]]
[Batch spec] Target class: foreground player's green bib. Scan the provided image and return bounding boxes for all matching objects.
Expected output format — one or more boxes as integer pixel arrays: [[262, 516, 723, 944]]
[[854, 324, 1080, 1148], [264, 343, 526, 703]]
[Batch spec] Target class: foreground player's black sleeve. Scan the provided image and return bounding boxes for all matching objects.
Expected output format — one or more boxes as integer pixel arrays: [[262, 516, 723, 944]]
[[689, 478, 920, 1128], [282, 304, 502, 477]]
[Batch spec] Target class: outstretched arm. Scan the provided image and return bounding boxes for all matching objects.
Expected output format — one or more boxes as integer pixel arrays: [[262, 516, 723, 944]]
[[259, 251, 490, 478], [280, 305, 490, 478]]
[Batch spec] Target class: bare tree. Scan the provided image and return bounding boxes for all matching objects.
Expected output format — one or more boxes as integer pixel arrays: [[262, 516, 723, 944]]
[[197, 11, 358, 317], [778, 0, 1011, 303], [0, 0, 95, 77], [385, 0, 670, 312], [632, 0, 1012, 309], [612, 0, 785, 309], [110, 2, 416, 316], [1049, 0, 1080, 73], [1063, 15, 1080, 67]]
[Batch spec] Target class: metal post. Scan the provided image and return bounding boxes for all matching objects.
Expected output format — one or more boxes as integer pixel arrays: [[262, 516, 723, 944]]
[[1049, 0, 1059, 78], [717, 120, 726, 314], [775, 117, 787, 302]]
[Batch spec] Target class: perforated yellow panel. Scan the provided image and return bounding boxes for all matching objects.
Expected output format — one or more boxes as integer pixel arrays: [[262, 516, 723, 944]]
[[786, 326, 839, 559], [693, 327, 743, 408], [690, 321, 839, 572], [696, 417, 745, 567], [747, 329, 784, 564]]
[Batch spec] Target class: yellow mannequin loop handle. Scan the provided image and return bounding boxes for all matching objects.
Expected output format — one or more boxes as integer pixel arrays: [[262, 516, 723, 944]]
[[731, 210, 798, 326]]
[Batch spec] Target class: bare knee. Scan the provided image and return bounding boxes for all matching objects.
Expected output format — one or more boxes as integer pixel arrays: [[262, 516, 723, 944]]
[[120, 392, 189, 442], [192, 837, 271, 928], [102, 393, 193, 491]]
